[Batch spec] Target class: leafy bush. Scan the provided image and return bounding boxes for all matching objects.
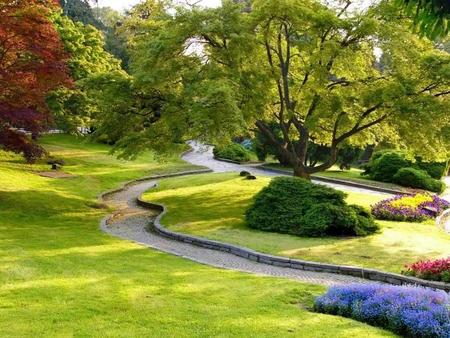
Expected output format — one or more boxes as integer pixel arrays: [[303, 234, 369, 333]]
[[349, 204, 381, 236], [245, 177, 379, 237], [300, 203, 379, 237], [314, 284, 450, 338], [404, 257, 450, 283], [362, 150, 446, 192], [394, 167, 445, 193], [362, 150, 411, 182], [416, 159, 447, 180], [213, 143, 251, 162], [371, 193, 450, 222], [252, 137, 267, 161]]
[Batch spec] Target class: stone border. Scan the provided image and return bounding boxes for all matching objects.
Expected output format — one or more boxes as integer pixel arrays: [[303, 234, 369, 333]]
[[213, 156, 263, 165], [437, 208, 450, 233], [98, 169, 212, 202], [98, 146, 211, 202], [133, 182, 450, 291]]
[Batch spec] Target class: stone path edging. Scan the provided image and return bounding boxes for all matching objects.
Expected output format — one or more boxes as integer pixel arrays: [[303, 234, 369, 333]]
[[97, 168, 213, 201], [125, 175, 449, 291]]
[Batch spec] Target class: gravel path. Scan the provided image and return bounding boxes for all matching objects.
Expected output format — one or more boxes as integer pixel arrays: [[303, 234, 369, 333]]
[[101, 175, 378, 287]]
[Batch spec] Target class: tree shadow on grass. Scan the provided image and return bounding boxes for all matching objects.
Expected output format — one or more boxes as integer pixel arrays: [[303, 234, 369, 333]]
[[0, 189, 114, 251], [0, 245, 397, 337]]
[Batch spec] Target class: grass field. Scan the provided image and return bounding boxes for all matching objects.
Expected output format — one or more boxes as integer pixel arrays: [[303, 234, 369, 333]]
[[142, 172, 450, 273], [0, 135, 396, 337]]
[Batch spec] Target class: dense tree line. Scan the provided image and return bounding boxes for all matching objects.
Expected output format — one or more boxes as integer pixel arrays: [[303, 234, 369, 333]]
[[1, 0, 449, 173]]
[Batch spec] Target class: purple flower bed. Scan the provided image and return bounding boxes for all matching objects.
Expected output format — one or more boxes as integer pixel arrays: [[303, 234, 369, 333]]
[[314, 284, 450, 337], [371, 194, 450, 222]]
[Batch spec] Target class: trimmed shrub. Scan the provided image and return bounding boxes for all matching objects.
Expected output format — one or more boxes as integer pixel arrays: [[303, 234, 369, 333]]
[[245, 177, 379, 237], [213, 143, 251, 162], [362, 150, 446, 192], [415, 158, 447, 180], [349, 204, 380, 236], [393, 167, 445, 193], [252, 138, 267, 162], [362, 150, 410, 182], [314, 284, 450, 338]]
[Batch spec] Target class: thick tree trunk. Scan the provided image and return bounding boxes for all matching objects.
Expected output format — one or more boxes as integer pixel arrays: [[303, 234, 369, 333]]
[[293, 167, 311, 180]]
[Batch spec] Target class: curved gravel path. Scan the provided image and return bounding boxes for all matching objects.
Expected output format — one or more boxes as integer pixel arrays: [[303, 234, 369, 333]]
[[101, 179, 377, 287]]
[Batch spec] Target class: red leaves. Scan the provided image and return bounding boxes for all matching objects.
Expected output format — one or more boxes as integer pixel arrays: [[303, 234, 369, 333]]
[[0, 0, 72, 162]]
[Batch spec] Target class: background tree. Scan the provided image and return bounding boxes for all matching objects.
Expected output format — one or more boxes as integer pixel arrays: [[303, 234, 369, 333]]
[[59, 0, 103, 29], [47, 13, 122, 133], [97, 0, 450, 178], [0, 0, 72, 162], [396, 0, 450, 38], [93, 6, 130, 71]]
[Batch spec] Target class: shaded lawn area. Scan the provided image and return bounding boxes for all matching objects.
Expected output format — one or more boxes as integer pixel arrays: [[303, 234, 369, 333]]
[[0, 135, 396, 337], [142, 172, 450, 273]]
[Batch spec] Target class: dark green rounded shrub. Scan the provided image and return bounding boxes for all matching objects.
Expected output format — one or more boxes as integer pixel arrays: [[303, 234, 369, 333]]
[[245, 177, 379, 237], [213, 143, 251, 162], [365, 150, 411, 182], [415, 160, 446, 180], [301, 203, 359, 237], [348, 205, 380, 236], [252, 138, 267, 162], [393, 167, 446, 193]]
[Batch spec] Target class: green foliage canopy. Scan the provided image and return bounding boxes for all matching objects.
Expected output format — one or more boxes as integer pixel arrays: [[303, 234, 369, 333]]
[[47, 13, 122, 133], [396, 0, 450, 38], [96, 0, 450, 177]]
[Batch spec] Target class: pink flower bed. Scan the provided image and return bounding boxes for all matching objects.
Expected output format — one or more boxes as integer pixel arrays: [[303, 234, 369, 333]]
[[403, 257, 450, 283]]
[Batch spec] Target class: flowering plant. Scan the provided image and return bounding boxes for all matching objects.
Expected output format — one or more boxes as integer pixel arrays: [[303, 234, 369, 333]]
[[314, 284, 450, 338], [404, 257, 450, 283], [371, 193, 450, 222]]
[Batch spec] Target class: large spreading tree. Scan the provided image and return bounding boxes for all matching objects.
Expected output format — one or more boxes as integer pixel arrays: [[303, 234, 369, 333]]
[[0, 0, 72, 162], [94, 0, 450, 178]]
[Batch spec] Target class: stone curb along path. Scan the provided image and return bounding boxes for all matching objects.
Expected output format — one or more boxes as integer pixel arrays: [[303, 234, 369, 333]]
[[99, 170, 450, 290]]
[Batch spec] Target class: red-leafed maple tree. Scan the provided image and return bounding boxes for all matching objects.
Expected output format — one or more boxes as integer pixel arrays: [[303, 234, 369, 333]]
[[0, 0, 72, 162]]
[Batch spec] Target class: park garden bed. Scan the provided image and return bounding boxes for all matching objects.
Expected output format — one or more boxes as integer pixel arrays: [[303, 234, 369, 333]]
[[0, 134, 400, 338], [315, 284, 450, 338], [141, 172, 450, 274]]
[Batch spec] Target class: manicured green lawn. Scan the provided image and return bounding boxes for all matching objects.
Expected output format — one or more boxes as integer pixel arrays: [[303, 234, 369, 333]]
[[142, 172, 450, 273], [0, 135, 396, 337]]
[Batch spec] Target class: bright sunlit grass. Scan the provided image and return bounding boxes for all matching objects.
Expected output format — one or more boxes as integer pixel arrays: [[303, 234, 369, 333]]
[[0, 135, 396, 337], [142, 172, 450, 273]]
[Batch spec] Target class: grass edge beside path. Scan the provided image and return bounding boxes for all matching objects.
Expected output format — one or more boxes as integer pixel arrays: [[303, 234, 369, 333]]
[[0, 135, 396, 337], [141, 172, 450, 274]]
